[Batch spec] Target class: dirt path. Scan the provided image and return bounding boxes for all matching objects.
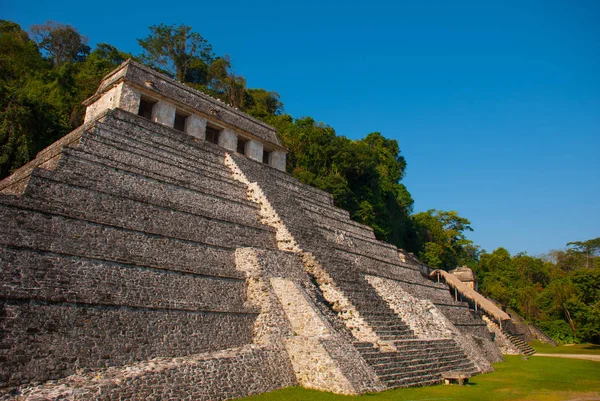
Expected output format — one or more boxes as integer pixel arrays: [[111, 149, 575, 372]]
[[533, 353, 600, 362]]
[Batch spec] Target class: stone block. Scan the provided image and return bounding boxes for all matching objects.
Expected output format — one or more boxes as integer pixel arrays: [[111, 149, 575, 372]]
[[271, 150, 286, 171], [151, 100, 176, 127], [218, 128, 238, 151], [246, 139, 264, 162], [84, 85, 119, 123], [186, 114, 207, 140], [117, 82, 141, 114]]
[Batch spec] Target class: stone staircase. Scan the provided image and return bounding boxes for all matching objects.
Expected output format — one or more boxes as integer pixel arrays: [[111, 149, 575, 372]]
[[504, 332, 536, 355], [530, 323, 558, 346], [354, 339, 477, 388], [230, 152, 493, 387], [483, 316, 537, 356], [332, 276, 415, 340]]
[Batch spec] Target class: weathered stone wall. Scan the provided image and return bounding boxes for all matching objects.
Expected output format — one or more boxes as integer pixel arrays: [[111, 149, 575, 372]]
[[0, 110, 277, 389], [4, 345, 296, 401], [1, 301, 256, 387], [246, 139, 264, 163]]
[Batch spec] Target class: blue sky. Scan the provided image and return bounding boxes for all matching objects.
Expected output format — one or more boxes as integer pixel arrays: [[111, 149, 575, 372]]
[[3, 0, 599, 256]]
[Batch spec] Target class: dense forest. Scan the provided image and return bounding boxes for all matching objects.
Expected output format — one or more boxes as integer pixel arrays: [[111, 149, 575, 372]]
[[1, 20, 598, 344]]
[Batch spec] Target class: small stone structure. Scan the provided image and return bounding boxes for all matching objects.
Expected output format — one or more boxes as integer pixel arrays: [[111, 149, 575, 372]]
[[82, 60, 288, 171], [1, 61, 504, 400], [450, 266, 477, 290]]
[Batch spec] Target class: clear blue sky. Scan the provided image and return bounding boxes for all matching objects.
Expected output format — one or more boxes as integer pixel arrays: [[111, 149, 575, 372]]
[[3, 0, 599, 256]]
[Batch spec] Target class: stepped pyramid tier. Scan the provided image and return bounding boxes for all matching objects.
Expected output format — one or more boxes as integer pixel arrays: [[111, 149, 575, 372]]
[[1, 61, 502, 400]]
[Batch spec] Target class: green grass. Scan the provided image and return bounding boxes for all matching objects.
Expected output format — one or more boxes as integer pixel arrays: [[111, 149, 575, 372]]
[[240, 355, 600, 401], [532, 341, 600, 355]]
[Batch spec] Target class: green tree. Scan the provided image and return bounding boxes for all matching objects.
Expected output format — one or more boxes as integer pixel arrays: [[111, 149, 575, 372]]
[[0, 21, 67, 178], [137, 23, 214, 82], [207, 55, 247, 108], [29, 21, 90, 66], [413, 209, 477, 269], [244, 89, 283, 118], [567, 237, 600, 268], [0, 20, 46, 81]]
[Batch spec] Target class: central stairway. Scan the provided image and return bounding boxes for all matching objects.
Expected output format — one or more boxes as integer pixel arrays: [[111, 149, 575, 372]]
[[230, 152, 491, 388], [354, 339, 476, 388]]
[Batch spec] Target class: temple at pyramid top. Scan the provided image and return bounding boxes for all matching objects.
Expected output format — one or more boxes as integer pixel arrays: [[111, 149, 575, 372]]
[[82, 59, 288, 171]]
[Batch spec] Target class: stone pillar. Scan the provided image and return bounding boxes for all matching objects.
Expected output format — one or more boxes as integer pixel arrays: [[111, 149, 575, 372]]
[[152, 100, 176, 127], [218, 128, 238, 152], [117, 83, 141, 114], [246, 139, 264, 162], [271, 151, 287, 171], [185, 115, 207, 140], [84, 84, 122, 123]]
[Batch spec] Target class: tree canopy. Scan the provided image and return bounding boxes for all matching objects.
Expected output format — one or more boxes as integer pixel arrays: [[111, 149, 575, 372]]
[[30, 21, 90, 66], [137, 23, 213, 83], [412, 209, 477, 269]]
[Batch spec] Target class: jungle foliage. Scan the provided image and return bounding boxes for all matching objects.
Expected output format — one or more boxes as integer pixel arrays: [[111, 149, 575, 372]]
[[1, 21, 598, 343], [474, 239, 600, 344]]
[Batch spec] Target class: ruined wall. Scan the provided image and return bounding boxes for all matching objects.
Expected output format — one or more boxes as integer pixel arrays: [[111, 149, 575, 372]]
[[2, 345, 295, 401]]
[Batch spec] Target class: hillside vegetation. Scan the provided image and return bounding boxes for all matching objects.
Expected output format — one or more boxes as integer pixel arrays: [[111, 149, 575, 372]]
[[1, 20, 598, 343]]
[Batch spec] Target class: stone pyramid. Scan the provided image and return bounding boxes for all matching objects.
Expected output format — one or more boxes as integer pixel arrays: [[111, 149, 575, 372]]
[[0, 60, 503, 401]]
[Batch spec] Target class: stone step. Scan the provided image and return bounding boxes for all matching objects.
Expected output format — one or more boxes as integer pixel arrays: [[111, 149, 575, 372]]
[[379, 367, 441, 383], [378, 333, 416, 341], [393, 339, 459, 349], [0, 200, 242, 278], [100, 109, 227, 168], [40, 155, 261, 227], [72, 135, 247, 199], [16, 172, 276, 250], [370, 323, 411, 331], [371, 325, 412, 333], [368, 352, 474, 370], [302, 210, 376, 241], [295, 196, 349, 220], [362, 318, 408, 327], [373, 358, 468, 375], [386, 376, 442, 389], [90, 124, 233, 180], [505, 334, 536, 355], [360, 348, 467, 362], [79, 130, 235, 186], [61, 146, 246, 203], [359, 346, 461, 358], [0, 245, 251, 313]]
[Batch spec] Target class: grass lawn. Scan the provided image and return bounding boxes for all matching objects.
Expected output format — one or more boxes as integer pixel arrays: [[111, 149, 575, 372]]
[[240, 355, 600, 401], [532, 341, 600, 355]]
